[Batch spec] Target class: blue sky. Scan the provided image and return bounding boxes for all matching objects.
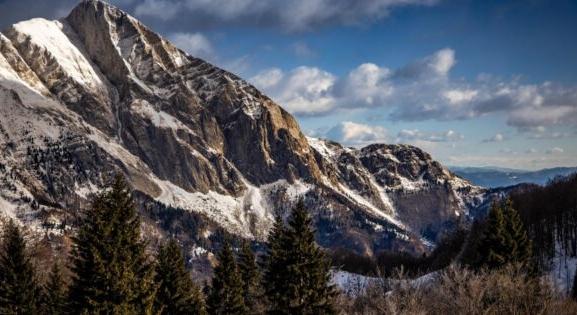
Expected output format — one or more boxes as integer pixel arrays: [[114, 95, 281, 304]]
[[1, 0, 576, 170]]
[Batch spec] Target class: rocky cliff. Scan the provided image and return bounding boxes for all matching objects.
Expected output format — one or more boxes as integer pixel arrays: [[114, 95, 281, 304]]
[[0, 0, 486, 260]]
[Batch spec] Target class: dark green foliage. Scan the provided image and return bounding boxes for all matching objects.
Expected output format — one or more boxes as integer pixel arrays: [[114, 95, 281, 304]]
[[502, 199, 533, 266], [154, 239, 206, 315], [42, 263, 68, 315], [238, 240, 265, 314], [0, 220, 41, 314], [68, 175, 156, 315], [331, 229, 467, 278], [207, 240, 247, 315], [467, 199, 533, 270], [509, 173, 577, 271], [262, 214, 286, 310], [263, 201, 337, 315]]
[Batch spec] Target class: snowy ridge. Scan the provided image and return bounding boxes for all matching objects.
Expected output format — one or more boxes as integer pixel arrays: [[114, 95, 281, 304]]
[[307, 137, 337, 160], [0, 0, 488, 257], [9, 18, 107, 93], [130, 99, 188, 130]]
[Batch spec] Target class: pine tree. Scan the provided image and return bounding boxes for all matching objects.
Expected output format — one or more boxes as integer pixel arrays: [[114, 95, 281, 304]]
[[262, 213, 286, 306], [43, 262, 68, 315], [263, 201, 337, 315], [502, 199, 533, 266], [472, 199, 533, 270], [206, 240, 247, 315], [69, 175, 156, 314], [154, 239, 206, 315], [0, 220, 41, 314], [238, 240, 265, 314]]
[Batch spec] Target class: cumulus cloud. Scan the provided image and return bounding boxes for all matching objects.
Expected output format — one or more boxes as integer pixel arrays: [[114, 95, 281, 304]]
[[396, 129, 464, 143], [482, 133, 505, 143], [250, 48, 577, 132], [394, 48, 456, 80], [321, 121, 465, 149], [168, 32, 214, 60], [546, 147, 564, 154], [326, 121, 389, 147], [250, 67, 337, 115]]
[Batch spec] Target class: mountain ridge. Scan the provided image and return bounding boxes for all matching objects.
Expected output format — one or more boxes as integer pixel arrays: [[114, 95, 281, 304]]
[[0, 0, 485, 258], [451, 166, 577, 188]]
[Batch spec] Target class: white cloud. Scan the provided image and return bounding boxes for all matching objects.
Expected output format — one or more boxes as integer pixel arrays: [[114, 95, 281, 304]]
[[250, 66, 337, 115], [482, 133, 505, 143], [429, 48, 456, 76], [336, 63, 393, 108], [326, 121, 389, 147], [396, 129, 464, 143], [250, 68, 284, 90], [249, 48, 577, 132], [443, 89, 478, 104], [394, 48, 455, 79], [546, 147, 564, 154], [168, 32, 214, 59]]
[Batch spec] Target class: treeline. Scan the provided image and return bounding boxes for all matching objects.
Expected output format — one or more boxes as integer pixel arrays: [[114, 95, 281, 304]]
[[331, 228, 467, 277], [0, 176, 337, 315], [509, 173, 577, 267], [339, 198, 577, 314], [333, 198, 534, 277]]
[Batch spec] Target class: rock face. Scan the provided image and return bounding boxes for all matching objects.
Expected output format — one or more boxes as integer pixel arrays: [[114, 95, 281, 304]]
[[0, 0, 485, 259]]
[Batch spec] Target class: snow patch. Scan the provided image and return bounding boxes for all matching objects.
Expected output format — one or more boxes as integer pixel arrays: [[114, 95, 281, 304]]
[[307, 137, 336, 160], [130, 99, 187, 130], [336, 182, 405, 229], [74, 181, 98, 199], [10, 19, 107, 92], [332, 270, 379, 295], [548, 241, 577, 294]]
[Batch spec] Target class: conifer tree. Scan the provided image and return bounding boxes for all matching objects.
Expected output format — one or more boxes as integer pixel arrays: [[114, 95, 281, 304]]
[[238, 240, 264, 314], [472, 199, 533, 270], [154, 239, 206, 315], [263, 201, 337, 315], [69, 175, 156, 314], [43, 262, 68, 315], [502, 199, 533, 266], [206, 240, 247, 315], [0, 220, 41, 314]]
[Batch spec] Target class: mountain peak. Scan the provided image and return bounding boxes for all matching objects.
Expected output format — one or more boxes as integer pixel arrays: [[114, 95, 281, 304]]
[[0, 1, 485, 259]]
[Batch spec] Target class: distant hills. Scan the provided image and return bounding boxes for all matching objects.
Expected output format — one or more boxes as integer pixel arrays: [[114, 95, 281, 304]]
[[450, 166, 577, 188]]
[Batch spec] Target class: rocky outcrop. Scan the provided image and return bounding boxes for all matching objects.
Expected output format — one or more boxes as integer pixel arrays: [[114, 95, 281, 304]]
[[0, 0, 486, 260]]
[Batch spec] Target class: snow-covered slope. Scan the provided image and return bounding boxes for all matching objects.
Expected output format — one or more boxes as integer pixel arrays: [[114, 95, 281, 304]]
[[0, 0, 485, 258]]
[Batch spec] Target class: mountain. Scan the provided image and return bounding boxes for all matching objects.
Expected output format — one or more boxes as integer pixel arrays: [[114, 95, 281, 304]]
[[0, 0, 485, 262], [450, 166, 577, 188]]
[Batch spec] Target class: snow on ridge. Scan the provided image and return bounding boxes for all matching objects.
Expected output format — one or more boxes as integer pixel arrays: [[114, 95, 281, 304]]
[[130, 99, 187, 130], [336, 182, 405, 229], [397, 173, 427, 191], [10, 18, 107, 92], [332, 270, 379, 295], [307, 137, 336, 160], [0, 44, 46, 97], [367, 175, 396, 216], [81, 126, 314, 240]]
